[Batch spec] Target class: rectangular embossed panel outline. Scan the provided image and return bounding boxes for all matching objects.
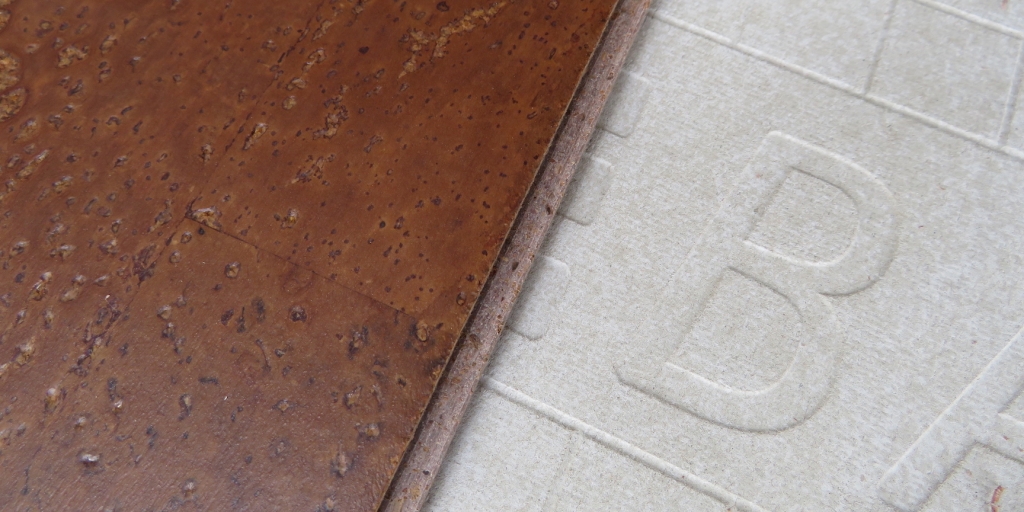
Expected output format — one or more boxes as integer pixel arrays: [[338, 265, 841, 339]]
[[0, 0, 618, 509]]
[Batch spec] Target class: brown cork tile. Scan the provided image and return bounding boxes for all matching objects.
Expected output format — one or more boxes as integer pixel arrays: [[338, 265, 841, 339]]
[[383, 0, 650, 508], [4, 227, 434, 510], [0, 0, 617, 510]]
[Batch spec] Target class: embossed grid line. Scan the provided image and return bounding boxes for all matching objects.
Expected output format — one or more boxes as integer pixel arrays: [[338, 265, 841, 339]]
[[648, 10, 861, 95], [999, 39, 1024, 145], [483, 377, 771, 512], [911, 0, 1024, 39], [649, 10, 1024, 163], [864, 0, 900, 94]]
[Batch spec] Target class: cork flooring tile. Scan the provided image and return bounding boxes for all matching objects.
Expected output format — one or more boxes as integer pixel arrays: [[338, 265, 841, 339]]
[[0, 0, 616, 509]]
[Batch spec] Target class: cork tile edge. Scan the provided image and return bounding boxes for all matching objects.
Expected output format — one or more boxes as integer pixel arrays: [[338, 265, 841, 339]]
[[381, 0, 653, 509]]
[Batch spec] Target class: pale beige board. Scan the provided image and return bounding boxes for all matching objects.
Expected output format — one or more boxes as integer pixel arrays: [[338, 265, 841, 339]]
[[428, 0, 1024, 510]]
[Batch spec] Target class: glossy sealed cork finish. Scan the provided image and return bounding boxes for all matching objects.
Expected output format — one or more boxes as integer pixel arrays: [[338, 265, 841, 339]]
[[0, 0, 616, 510]]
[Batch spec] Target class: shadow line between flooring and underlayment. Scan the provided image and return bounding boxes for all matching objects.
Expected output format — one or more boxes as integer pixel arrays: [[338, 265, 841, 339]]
[[648, 9, 1024, 163], [483, 377, 770, 512]]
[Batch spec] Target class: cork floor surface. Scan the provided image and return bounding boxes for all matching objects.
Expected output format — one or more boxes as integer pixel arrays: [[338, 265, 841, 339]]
[[0, 0, 616, 510]]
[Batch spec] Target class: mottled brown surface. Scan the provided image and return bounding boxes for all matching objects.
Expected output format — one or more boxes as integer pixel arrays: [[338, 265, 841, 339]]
[[383, 0, 649, 508], [0, 0, 614, 510]]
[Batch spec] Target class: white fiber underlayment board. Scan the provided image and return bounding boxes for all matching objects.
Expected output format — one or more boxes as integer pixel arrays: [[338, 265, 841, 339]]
[[426, 0, 1024, 510]]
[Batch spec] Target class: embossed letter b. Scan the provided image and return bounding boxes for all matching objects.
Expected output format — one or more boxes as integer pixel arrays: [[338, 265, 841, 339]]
[[617, 132, 899, 432]]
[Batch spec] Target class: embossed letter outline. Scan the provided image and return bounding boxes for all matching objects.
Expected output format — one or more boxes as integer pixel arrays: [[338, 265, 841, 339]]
[[878, 326, 1024, 511], [617, 132, 899, 432]]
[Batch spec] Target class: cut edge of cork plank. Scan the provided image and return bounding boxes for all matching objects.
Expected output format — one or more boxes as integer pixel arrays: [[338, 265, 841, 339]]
[[380, 0, 652, 509]]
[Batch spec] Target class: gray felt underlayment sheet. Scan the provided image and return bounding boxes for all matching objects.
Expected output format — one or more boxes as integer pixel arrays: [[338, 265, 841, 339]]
[[425, 0, 1024, 510]]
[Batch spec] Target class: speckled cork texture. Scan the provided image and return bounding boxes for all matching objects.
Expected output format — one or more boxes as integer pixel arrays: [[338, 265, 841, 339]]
[[0, 0, 616, 509], [381, 0, 649, 508]]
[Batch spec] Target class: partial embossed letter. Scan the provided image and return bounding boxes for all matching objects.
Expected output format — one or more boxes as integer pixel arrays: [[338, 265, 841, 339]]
[[878, 326, 1024, 511]]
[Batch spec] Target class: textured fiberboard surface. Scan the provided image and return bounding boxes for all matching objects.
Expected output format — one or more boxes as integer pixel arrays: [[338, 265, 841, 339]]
[[427, 0, 1024, 511], [0, 0, 616, 510]]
